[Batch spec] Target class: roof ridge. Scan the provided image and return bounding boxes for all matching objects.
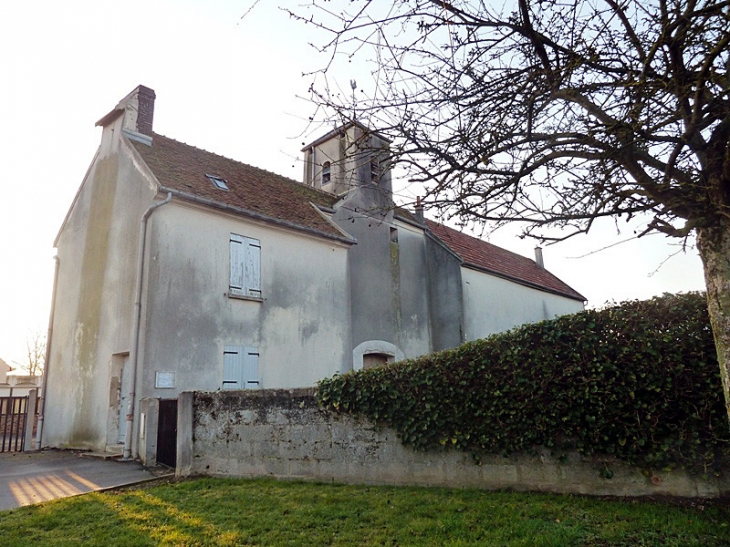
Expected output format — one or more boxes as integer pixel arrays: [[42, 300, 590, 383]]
[[428, 220, 529, 259]]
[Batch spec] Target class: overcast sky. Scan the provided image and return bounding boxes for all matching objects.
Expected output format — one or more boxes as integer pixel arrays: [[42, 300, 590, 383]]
[[0, 0, 706, 368]]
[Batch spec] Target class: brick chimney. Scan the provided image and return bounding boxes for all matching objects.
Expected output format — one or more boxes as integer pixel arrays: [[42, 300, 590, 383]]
[[95, 85, 156, 135], [134, 85, 156, 135]]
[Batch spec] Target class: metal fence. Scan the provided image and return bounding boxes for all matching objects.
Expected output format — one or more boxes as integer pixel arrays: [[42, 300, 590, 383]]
[[0, 391, 37, 452]]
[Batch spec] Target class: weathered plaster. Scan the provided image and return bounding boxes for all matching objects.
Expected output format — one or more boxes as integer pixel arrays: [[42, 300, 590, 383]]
[[461, 267, 585, 340], [139, 201, 351, 397], [46, 93, 585, 457], [184, 389, 730, 498], [44, 136, 158, 451]]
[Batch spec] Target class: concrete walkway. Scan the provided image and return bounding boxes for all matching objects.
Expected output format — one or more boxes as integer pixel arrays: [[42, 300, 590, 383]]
[[0, 450, 167, 511]]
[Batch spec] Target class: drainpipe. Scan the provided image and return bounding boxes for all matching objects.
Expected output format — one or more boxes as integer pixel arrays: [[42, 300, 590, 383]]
[[36, 255, 60, 449], [123, 192, 172, 460], [310, 146, 315, 187]]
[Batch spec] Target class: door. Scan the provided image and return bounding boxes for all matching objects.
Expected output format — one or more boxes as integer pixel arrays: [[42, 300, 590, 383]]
[[156, 399, 177, 468], [118, 355, 131, 444]]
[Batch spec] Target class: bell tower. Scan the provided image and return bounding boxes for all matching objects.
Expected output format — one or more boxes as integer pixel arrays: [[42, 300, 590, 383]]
[[301, 121, 393, 212]]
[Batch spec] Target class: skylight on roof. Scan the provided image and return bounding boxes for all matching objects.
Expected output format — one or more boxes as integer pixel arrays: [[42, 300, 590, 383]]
[[206, 174, 229, 191]]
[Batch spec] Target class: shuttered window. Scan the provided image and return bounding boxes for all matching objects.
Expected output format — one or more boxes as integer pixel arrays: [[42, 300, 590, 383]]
[[222, 346, 260, 390], [370, 155, 380, 182], [229, 234, 261, 298]]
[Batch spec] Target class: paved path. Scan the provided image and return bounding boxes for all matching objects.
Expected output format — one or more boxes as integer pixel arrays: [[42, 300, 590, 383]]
[[0, 450, 166, 511]]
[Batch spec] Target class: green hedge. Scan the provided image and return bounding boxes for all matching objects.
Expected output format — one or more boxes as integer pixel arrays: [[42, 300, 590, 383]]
[[317, 292, 730, 471]]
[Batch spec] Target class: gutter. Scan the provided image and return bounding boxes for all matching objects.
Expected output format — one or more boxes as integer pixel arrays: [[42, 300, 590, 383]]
[[460, 262, 587, 303], [394, 212, 426, 230], [36, 255, 60, 448], [123, 192, 172, 460], [158, 186, 356, 245]]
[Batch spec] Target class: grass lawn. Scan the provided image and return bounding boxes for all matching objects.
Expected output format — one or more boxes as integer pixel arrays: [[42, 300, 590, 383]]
[[0, 478, 728, 546]]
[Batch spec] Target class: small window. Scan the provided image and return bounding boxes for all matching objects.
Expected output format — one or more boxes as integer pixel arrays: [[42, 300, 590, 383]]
[[390, 227, 398, 244], [206, 174, 229, 191], [322, 162, 331, 186], [230, 234, 261, 299], [223, 346, 259, 390], [370, 156, 380, 183]]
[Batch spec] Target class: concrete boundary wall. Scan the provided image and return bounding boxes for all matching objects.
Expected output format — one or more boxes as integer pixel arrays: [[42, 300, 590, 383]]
[[176, 388, 730, 498]]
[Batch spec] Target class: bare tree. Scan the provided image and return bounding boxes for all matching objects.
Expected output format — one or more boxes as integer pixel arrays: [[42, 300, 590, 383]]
[[17, 331, 45, 377], [289, 1, 730, 419]]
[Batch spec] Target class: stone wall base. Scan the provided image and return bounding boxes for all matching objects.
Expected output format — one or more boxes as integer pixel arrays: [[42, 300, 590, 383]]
[[177, 389, 730, 498]]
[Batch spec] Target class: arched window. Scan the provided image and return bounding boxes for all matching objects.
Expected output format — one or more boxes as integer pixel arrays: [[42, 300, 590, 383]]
[[322, 161, 331, 186], [352, 341, 404, 372]]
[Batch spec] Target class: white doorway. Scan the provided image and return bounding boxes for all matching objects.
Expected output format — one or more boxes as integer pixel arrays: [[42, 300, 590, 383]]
[[118, 354, 131, 444]]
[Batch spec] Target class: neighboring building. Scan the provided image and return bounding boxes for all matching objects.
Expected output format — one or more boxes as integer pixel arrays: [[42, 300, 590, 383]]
[[0, 358, 42, 398], [0, 358, 11, 385], [0, 375, 43, 399], [43, 86, 584, 456]]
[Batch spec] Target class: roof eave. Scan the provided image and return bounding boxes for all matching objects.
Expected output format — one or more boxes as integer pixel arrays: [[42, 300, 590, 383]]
[[462, 262, 586, 302], [425, 229, 464, 263], [158, 186, 356, 246], [310, 203, 359, 243], [394, 211, 426, 229], [95, 108, 124, 128], [301, 120, 392, 151]]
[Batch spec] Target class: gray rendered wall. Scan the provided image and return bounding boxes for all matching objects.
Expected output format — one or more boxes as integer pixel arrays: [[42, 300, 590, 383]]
[[137, 201, 351, 396], [332, 212, 432, 359], [331, 134, 432, 360], [333, 211, 396, 349], [424, 232, 464, 351], [393, 226, 432, 357], [44, 135, 158, 451], [180, 389, 729, 498]]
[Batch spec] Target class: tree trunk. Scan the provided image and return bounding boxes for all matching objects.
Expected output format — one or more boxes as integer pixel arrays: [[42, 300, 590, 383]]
[[696, 225, 730, 424]]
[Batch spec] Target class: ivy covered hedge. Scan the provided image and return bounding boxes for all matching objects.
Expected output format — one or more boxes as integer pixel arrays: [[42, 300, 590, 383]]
[[318, 292, 730, 471]]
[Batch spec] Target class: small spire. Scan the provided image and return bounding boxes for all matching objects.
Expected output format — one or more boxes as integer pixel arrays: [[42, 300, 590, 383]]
[[350, 79, 357, 119]]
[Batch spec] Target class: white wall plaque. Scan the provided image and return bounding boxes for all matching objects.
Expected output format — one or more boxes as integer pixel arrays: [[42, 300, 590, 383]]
[[155, 371, 176, 389]]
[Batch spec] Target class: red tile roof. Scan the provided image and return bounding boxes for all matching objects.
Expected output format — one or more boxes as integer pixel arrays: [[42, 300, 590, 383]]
[[427, 220, 585, 301], [128, 132, 582, 300], [130, 133, 345, 240]]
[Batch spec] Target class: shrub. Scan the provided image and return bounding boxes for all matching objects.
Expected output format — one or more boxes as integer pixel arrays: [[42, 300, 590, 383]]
[[317, 292, 730, 471]]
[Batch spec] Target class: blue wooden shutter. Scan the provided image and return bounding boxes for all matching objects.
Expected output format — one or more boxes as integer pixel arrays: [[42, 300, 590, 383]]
[[244, 238, 261, 298], [223, 346, 259, 390], [229, 235, 245, 296], [223, 346, 244, 389], [244, 348, 259, 389], [230, 234, 261, 298]]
